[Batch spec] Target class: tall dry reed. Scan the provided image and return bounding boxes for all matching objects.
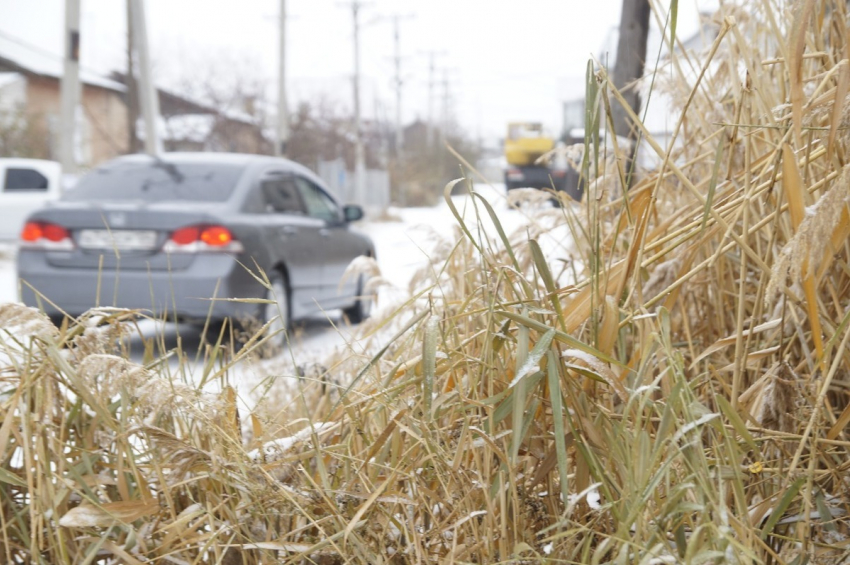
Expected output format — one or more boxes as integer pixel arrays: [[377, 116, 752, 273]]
[[3, 0, 850, 562]]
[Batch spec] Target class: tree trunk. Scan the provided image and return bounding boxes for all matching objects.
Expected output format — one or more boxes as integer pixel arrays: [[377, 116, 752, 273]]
[[611, 0, 651, 141]]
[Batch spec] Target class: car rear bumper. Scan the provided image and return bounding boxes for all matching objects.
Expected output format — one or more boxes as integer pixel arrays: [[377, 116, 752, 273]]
[[18, 251, 262, 322]]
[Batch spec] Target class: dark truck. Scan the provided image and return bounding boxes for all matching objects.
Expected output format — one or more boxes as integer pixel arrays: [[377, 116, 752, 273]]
[[503, 122, 582, 201]]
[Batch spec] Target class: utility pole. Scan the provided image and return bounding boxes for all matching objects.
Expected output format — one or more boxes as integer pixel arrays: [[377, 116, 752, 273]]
[[59, 0, 81, 174], [390, 14, 413, 160], [438, 67, 459, 146], [338, 1, 370, 207], [275, 0, 289, 157], [129, 0, 162, 155], [440, 68, 450, 147], [420, 50, 445, 149], [125, 0, 139, 153]]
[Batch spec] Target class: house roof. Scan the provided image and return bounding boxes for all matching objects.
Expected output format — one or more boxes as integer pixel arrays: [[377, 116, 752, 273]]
[[0, 35, 126, 93]]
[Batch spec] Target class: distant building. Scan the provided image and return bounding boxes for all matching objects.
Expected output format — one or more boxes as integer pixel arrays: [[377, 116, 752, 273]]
[[110, 73, 271, 156], [0, 37, 269, 169], [402, 119, 430, 152], [0, 53, 128, 165]]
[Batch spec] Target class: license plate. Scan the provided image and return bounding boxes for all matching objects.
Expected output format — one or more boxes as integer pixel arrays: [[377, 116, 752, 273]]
[[77, 229, 158, 251]]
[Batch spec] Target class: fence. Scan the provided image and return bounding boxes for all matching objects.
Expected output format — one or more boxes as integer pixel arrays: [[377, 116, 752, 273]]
[[316, 159, 390, 216]]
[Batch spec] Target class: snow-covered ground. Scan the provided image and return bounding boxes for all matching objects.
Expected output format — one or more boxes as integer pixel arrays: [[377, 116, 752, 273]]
[[0, 183, 578, 412], [0, 244, 16, 303]]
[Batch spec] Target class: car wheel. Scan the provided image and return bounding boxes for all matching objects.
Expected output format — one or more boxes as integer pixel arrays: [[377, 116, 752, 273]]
[[259, 271, 290, 346], [343, 274, 373, 325]]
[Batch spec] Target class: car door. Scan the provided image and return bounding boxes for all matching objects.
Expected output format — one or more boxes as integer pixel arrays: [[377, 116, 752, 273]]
[[293, 176, 360, 307], [0, 161, 59, 241], [255, 172, 326, 314]]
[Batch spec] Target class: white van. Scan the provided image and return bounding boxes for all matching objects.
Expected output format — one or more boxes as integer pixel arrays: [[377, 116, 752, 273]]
[[0, 159, 63, 241]]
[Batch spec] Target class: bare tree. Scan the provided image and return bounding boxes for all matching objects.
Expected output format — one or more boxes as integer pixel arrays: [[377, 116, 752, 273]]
[[0, 105, 52, 158], [167, 53, 273, 155]]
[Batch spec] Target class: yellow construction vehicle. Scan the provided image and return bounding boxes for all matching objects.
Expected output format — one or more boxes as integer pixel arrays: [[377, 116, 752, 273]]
[[503, 122, 581, 200]]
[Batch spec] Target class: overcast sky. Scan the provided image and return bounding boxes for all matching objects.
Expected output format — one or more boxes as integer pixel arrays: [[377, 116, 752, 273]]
[[0, 0, 705, 142]]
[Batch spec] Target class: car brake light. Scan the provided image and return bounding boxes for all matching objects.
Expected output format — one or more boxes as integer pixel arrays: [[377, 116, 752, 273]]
[[44, 224, 70, 242], [171, 226, 200, 245], [20, 221, 74, 250], [165, 224, 242, 253], [200, 226, 233, 247], [21, 222, 43, 242]]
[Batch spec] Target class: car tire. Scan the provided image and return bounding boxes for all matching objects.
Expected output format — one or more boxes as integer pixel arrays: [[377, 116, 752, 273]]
[[343, 274, 372, 325], [258, 270, 291, 348]]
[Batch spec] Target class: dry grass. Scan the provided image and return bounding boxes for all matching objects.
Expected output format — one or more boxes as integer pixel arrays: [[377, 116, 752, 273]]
[[4, 0, 850, 562]]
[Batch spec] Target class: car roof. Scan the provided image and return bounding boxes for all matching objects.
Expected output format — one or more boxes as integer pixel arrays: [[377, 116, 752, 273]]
[[0, 158, 62, 168], [110, 152, 288, 167], [92, 152, 334, 201]]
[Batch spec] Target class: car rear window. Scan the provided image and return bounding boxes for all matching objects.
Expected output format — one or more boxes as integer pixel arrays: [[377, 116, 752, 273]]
[[4, 168, 49, 191], [63, 161, 246, 203]]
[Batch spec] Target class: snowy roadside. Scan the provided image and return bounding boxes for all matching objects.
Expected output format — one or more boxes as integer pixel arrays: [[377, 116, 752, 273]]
[[0, 183, 581, 415], [0, 244, 16, 304], [237, 183, 582, 417]]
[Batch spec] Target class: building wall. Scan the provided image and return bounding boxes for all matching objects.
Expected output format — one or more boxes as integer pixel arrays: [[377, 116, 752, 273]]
[[18, 76, 55, 159], [81, 84, 129, 164], [0, 73, 26, 115], [210, 118, 269, 154], [24, 75, 128, 167]]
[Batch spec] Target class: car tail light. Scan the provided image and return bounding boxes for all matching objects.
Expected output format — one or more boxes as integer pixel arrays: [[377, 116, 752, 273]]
[[164, 224, 243, 253], [200, 226, 233, 247], [20, 221, 74, 250], [552, 170, 566, 178]]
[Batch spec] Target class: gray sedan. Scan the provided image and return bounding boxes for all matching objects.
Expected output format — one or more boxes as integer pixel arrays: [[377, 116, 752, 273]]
[[17, 153, 375, 337]]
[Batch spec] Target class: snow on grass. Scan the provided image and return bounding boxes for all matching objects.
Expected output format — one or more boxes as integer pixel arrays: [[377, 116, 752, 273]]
[[0, 184, 580, 419]]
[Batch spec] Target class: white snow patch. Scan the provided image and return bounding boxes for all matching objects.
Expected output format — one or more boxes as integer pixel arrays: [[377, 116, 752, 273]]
[[248, 422, 332, 462]]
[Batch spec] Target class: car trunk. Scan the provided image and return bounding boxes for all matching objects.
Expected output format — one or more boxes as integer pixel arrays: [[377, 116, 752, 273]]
[[33, 202, 223, 271]]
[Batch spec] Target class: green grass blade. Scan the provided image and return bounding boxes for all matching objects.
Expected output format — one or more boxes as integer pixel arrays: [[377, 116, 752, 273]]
[[701, 137, 724, 231], [422, 315, 439, 420], [761, 477, 806, 540], [547, 351, 571, 503], [529, 239, 566, 329]]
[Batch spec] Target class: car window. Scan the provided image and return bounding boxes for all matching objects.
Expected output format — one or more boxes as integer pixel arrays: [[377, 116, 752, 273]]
[[261, 178, 304, 214], [63, 161, 245, 202], [4, 168, 49, 191], [294, 177, 339, 222]]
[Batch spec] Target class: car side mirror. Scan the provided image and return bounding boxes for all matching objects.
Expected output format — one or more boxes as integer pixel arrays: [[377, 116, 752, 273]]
[[343, 204, 364, 222]]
